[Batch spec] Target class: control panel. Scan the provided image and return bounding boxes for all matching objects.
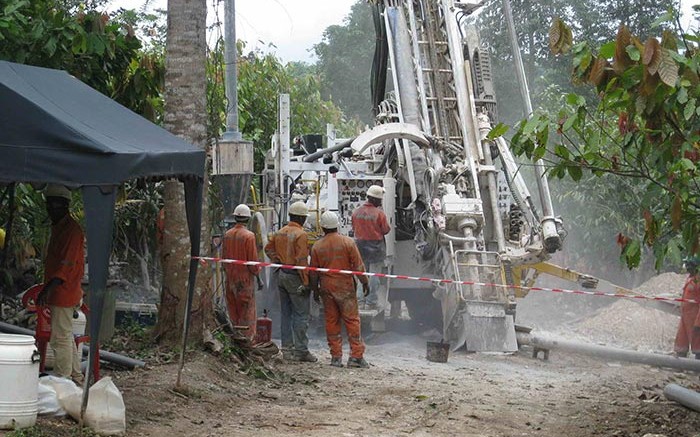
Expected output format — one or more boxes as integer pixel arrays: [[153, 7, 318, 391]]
[[337, 178, 384, 235]]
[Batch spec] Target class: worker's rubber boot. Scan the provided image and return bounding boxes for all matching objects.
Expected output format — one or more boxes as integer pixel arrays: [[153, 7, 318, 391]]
[[295, 351, 318, 363], [330, 357, 343, 368], [347, 357, 370, 369]]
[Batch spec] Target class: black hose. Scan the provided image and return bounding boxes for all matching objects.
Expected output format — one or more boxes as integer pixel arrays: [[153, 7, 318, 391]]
[[0, 321, 145, 369], [370, 2, 388, 118], [302, 138, 354, 163]]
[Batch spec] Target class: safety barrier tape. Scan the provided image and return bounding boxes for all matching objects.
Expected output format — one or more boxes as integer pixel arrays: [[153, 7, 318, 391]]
[[193, 256, 696, 305]]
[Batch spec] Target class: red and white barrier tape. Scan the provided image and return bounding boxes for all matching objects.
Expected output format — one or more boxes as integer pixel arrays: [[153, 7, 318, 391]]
[[194, 256, 695, 305]]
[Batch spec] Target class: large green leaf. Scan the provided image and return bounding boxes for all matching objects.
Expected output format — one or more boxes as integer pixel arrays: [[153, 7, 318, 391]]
[[657, 48, 679, 86]]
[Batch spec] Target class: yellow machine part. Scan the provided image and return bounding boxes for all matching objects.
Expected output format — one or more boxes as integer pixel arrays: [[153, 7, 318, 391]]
[[510, 261, 633, 299]]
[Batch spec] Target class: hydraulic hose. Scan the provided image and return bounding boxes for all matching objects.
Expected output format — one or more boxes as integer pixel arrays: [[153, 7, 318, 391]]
[[370, 2, 388, 118], [302, 138, 354, 163]]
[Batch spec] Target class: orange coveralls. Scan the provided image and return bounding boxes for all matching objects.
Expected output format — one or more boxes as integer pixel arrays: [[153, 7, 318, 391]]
[[674, 275, 700, 355], [351, 202, 391, 243], [44, 215, 84, 379], [310, 232, 368, 359], [352, 202, 391, 307], [45, 215, 84, 308], [222, 224, 260, 339]]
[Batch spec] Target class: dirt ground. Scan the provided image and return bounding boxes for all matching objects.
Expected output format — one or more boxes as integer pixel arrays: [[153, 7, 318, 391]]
[[21, 329, 700, 437], [9, 272, 700, 437]]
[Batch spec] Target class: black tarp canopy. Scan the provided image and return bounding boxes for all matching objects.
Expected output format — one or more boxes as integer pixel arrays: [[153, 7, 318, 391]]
[[0, 60, 205, 402]]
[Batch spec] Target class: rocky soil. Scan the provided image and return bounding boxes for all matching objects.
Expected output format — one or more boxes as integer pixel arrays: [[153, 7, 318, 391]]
[[9, 272, 700, 437]]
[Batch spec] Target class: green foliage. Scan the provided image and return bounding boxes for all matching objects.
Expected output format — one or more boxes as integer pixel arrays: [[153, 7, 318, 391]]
[[511, 15, 700, 269], [473, 0, 676, 125], [111, 182, 163, 286], [487, 123, 509, 140], [313, 0, 374, 123], [0, 1, 165, 294], [0, 0, 164, 121], [207, 40, 360, 172], [214, 330, 243, 360]]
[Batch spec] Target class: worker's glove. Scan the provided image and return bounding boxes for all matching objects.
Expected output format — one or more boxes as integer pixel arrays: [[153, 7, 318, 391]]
[[296, 285, 310, 295], [362, 283, 370, 297]]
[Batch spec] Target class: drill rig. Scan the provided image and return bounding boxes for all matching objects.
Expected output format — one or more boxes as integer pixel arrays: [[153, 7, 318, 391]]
[[263, 0, 567, 352]]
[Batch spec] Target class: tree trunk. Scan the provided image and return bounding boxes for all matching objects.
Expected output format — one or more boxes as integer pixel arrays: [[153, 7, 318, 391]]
[[153, 0, 213, 345]]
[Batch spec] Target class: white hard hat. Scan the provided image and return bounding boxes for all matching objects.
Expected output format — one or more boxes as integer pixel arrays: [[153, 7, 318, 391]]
[[320, 211, 339, 229], [290, 192, 305, 202], [44, 184, 72, 201], [233, 204, 251, 218], [367, 185, 385, 199], [289, 201, 309, 217]]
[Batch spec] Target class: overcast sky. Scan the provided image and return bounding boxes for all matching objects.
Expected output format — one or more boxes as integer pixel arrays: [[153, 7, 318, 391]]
[[114, 0, 697, 63], [114, 0, 357, 63]]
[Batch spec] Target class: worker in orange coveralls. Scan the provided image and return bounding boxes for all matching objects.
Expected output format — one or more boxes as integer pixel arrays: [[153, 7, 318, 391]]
[[351, 185, 390, 310], [310, 211, 370, 368], [674, 255, 700, 359], [37, 184, 84, 383], [264, 201, 317, 362], [222, 204, 261, 340]]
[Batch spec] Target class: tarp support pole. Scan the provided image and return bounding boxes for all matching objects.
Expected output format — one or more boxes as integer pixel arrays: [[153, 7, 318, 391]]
[[80, 185, 117, 419], [177, 178, 203, 387]]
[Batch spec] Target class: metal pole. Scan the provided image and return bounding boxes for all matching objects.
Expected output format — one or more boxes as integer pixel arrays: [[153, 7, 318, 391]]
[[223, 0, 241, 140], [518, 332, 700, 373], [501, 0, 560, 252], [664, 384, 700, 412]]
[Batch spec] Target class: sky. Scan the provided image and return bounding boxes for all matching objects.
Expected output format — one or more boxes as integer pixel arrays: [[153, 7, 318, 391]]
[[113, 0, 357, 63], [113, 0, 698, 64]]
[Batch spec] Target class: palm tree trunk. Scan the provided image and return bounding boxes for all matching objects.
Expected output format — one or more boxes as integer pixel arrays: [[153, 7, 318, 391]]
[[154, 0, 213, 344]]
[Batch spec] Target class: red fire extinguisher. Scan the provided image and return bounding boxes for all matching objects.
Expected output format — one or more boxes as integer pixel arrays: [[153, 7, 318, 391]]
[[254, 309, 272, 344]]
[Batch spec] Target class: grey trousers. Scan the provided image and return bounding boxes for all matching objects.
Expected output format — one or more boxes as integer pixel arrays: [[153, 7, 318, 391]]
[[278, 271, 311, 354]]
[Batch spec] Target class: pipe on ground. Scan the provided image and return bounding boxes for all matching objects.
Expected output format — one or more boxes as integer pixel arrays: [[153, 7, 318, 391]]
[[664, 383, 700, 412], [517, 332, 700, 373], [0, 320, 145, 369]]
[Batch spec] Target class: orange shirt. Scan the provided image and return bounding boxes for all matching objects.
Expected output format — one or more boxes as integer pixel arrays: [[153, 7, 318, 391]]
[[265, 221, 310, 285], [310, 231, 367, 293], [351, 202, 390, 241], [44, 215, 84, 307], [680, 275, 700, 327], [222, 224, 260, 287]]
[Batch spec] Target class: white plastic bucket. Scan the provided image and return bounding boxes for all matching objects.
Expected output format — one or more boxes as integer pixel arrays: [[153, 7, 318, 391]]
[[0, 334, 39, 429], [72, 309, 87, 336]]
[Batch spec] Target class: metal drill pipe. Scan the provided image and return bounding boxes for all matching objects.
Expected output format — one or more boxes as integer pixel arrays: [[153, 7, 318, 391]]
[[501, 0, 557, 242], [518, 332, 700, 373]]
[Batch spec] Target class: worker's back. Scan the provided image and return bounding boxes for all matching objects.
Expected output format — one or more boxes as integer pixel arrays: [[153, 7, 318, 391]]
[[222, 224, 259, 286], [310, 232, 364, 293]]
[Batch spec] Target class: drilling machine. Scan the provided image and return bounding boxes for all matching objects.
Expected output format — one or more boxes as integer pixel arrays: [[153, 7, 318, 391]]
[[263, 0, 568, 352]]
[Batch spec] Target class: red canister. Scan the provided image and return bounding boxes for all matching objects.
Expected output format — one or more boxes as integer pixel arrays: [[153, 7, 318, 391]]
[[254, 309, 272, 344]]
